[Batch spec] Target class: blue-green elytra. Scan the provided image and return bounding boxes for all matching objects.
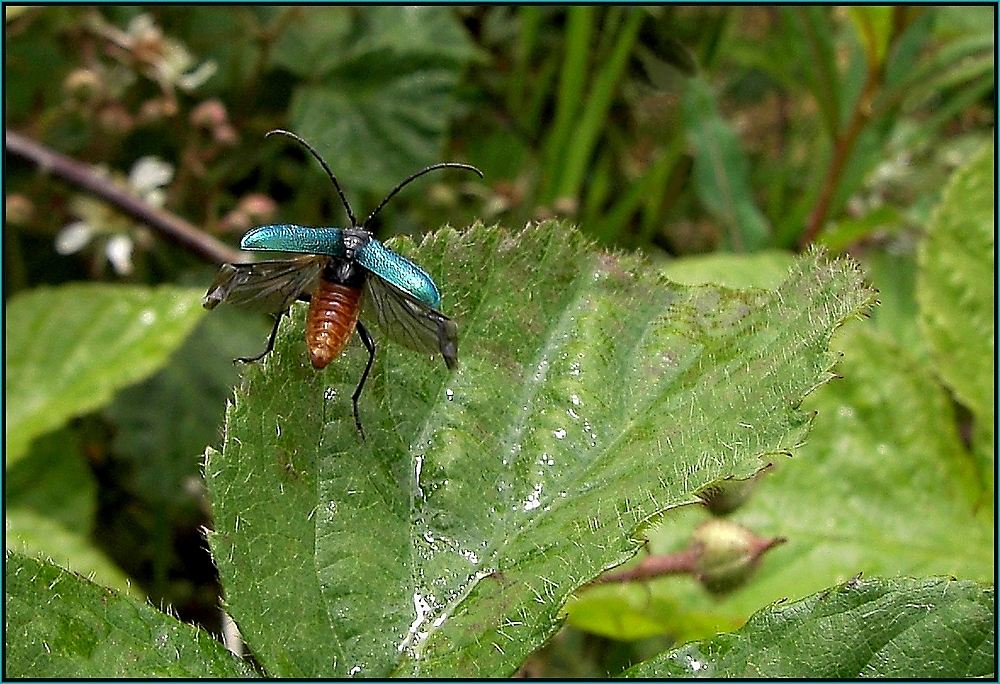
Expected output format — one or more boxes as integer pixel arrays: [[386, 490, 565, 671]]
[[204, 130, 483, 439]]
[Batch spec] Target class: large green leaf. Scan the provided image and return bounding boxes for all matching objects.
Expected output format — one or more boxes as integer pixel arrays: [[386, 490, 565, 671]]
[[569, 323, 993, 642], [917, 141, 994, 488], [5, 284, 205, 464], [4, 552, 253, 678], [741, 326, 992, 587], [205, 222, 874, 677], [624, 576, 995, 678], [280, 7, 476, 196]]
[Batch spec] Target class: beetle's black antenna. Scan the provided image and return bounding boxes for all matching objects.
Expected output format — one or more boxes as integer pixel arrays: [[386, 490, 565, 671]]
[[362, 163, 484, 229], [266, 129, 359, 227]]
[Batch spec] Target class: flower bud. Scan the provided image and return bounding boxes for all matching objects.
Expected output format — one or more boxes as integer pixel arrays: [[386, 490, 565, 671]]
[[238, 193, 277, 222], [692, 519, 784, 595], [219, 209, 251, 234], [97, 103, 134, 135], [5, 194, 35, 225], [190, 98, 228, 129], [695, 464, 773, 515], [63, 68, 103, 106], [213, 123, 239, 146]]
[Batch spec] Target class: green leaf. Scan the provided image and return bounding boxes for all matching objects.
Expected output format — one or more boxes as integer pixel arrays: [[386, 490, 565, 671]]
[[4, 284, 205, 464], [4, 9, 73, 122], [539, 6, 595, 203], [285, 7, 475, 195], [781, 7, 841, 140], [817, 205, 903, 252], [572, 324, 992, 643], [682, 77, 771, 251], [565, 585, 729, 642], [4, 552, 253, 678], [106, 306, 269, 505], [660, 250, 796, 289], [6, 428, 95, 536], [5, 510, 134, 596], [917, 141, 994, 454], [624, 576, 995, 678], [344, 6, 477, 65], [269, 8, 353, 79], [168, 7, 285, 94], [205, 222, 874, 677], [860, 249, 926, 358], [5, 428, 134, 594], [554, 9, 643, 201]]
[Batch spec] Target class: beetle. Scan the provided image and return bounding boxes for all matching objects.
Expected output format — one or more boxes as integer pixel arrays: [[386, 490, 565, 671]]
[[204, 129, 482, 439]]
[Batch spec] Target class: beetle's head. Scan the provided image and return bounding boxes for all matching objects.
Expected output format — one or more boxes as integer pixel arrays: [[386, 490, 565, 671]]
[[342, 228, 371, 259]]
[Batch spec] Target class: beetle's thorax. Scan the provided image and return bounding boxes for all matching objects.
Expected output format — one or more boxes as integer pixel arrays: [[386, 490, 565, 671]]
[[323, 256, 366, 288], [342, 228, 371, 260]]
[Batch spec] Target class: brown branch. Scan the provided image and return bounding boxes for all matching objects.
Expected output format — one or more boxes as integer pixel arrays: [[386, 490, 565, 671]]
[[589, 533, 786, 587], [590, 547, 701, 585], [5, 129, 245, 266]]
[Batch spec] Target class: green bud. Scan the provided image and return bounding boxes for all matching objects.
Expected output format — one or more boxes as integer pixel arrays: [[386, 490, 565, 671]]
[[695, 463, 774, 515], [692, 519, 784, 595]]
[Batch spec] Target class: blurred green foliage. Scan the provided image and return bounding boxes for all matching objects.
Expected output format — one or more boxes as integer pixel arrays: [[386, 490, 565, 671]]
[[4, 5, 994, 677]]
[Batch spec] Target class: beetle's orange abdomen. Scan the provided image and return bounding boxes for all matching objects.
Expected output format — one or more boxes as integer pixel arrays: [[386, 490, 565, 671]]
[[306, 279, 362, 369]]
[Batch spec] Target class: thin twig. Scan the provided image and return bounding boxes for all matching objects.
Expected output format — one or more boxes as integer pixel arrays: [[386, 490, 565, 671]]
[[590, 547, 701, 585], [5, 129, 244, 265]]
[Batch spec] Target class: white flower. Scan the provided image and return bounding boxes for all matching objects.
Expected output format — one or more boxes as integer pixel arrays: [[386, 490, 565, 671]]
[[56, 156, 173, 275], [176, 61, 217, 92], [129, 156, 174, 206], [55, 221, 95, 255], [105, 234, 135, 275]]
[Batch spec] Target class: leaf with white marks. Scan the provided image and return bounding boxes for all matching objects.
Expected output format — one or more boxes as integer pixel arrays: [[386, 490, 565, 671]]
[[204, 221, 875, 677]]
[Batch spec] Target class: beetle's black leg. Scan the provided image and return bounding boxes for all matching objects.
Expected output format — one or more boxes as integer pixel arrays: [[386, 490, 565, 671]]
[[352, 320, 377, 440], [235, 312, 283, 364]]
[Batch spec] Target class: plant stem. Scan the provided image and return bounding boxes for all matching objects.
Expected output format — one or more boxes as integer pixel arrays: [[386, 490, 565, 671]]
[[5, 130, 244, 265], [798, 60, 883, 249], [591, 547, 701, 584]]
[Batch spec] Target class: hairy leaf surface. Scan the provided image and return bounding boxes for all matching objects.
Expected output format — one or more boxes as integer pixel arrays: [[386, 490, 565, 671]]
[[4, 553, 253, 678], [625, 576, 994, 678], [205, 222, 875, 677]]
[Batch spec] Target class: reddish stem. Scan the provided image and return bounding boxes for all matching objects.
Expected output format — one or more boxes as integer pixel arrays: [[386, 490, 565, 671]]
[[799, 67, 882, 250], [799, 7, 911, 249], [591, 547, 701, 584]]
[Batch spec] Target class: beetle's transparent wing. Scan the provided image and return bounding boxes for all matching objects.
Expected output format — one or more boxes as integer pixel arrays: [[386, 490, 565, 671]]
[[362, 275, 458, 369], [203, 255, 326, 313]]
